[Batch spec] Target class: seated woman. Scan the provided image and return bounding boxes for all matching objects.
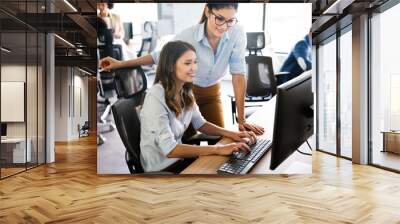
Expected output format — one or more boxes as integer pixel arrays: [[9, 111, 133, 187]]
[[140, 41, 256, 172]]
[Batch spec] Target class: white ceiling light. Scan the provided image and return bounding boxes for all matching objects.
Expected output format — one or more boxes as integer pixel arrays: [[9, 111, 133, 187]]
[[78, 67, 92, 76], [54, 34, 75, 48], [1, 47, 11, 53], [323, 0, 355, 15], [63, 0, 78, 12]]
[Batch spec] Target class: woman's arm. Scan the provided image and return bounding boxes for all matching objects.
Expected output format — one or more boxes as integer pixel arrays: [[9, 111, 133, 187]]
[[232, 74, 247, 128], [99, 54, 154, 71], [167, 142, 250, 158], [197, 122, 231, 137]]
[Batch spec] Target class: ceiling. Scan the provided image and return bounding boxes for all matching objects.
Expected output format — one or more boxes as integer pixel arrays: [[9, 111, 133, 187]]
[[0, 0, 97, 73]]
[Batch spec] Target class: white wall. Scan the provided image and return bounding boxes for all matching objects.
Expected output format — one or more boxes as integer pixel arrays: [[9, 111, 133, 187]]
[[1, 65, 26, 140], [55, 66, 68, 141], [54, 67, 89, 141]]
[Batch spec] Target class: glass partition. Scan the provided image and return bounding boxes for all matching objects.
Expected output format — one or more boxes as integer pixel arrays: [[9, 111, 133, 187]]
[[0, 0, 46, 179], [317, 35, 337, 155], [370, 3, 400, 171], [339, 28, 352, 158], [1, 26, 28, 178]]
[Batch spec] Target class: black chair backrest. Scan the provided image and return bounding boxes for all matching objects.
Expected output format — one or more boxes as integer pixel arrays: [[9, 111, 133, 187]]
[[123, 22, 133, 44], [113, 66, 147, 99], [82, 121, 90, 129], [112, 66, 148, 173], [112, 97, 144, 173], [97, 17, 112, 45], [98, 44, 123, 61], [137, 21, 157, 57], [246, 32, 265, 55], [245, 55, 277, 97]]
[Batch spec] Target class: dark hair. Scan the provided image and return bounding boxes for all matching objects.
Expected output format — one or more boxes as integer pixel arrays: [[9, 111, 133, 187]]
[[107, 3, 114, 9], [199, 3, 238, 24], [154, 41, 196, 116]]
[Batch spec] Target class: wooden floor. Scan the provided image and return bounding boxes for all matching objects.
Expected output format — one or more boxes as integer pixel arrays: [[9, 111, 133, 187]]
[[1, 135, 400, 223]]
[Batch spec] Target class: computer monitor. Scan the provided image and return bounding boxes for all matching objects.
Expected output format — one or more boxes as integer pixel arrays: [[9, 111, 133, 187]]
[[1, 123, 7, 137], [270, 71, 313, 170]]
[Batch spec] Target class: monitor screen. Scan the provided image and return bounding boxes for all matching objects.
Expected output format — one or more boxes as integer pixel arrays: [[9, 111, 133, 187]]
[[270, 71, 313, 170], [1, 123, 7, 137]]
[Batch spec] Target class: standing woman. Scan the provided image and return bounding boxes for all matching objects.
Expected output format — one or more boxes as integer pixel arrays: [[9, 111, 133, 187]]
[[100, 3, 264, 136], [97, 3, 124, 40]]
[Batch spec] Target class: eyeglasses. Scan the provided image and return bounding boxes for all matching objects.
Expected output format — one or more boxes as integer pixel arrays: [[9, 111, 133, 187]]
[[209, 10, 237, 27]]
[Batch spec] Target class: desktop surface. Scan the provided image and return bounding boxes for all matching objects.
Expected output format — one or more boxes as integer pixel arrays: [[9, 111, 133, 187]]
[[181, 97, 312, 175]]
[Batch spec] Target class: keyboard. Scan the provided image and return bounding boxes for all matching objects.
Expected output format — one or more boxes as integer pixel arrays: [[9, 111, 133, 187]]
[[217, 138, 272, 175]]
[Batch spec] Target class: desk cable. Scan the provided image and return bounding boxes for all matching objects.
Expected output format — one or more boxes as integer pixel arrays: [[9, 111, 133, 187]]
[[296, 140, 313, 156]]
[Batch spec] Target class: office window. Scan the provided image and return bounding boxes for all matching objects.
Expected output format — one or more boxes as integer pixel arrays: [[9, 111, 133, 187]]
[[112, 3, 158, 36], [264, 3, 311, 71], [370, 3, 400, 171], [317, 36, 337, 155], [265, 4, 311, 54], [237, 3, 264, 32], [339, 28, 352, 158]]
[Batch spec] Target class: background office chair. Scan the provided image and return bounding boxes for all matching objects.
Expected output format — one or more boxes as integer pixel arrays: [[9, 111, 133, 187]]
[[123, 22, 133, 45], [97, 19, 121, 145], [78, 121, 90, 138], [137, 21, 157, 76], [230, 32, 277, 124]]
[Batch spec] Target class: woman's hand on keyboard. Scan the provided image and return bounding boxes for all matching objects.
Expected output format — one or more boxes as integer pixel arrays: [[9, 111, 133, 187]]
[[225, 131, 257, 145], [216, 142, 251, 156]]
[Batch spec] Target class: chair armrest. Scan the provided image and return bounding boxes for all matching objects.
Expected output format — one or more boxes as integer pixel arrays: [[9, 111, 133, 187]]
[[275, 71, 290, 76], [184, 133, 221, 145], [135, 171, 176, 175]]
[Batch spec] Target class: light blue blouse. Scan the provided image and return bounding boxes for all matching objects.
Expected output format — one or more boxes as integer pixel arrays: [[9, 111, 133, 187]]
[[140, 84, 207, 172], [151, 23, 247, 88]]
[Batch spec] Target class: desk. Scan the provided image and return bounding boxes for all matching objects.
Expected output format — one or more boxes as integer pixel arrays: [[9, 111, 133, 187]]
[[1, 138, 32, 163], [181, 97, 312, 174]]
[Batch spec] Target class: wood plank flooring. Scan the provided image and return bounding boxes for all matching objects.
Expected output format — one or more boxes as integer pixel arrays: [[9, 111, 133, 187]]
[[1, 135, 400, 223]]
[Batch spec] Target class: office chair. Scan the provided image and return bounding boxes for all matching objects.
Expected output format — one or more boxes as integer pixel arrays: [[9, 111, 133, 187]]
[[112, 66, 147, 173], [97, 36, 123, 127], [112, 96, 145, 173], [112, 95, 180, 174], [113, 67, 147, 100], [97, 20, 119, 144], [98, 44, 123, 61], [112, 66, 175, 174], [137, 21, 157, 76], [123, 22, 133, 45], [230, 32, 277, 124], [78, 121, 90, 138]]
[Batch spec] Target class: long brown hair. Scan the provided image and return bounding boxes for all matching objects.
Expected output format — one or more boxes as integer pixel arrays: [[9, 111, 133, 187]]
[[199, 3, 238, 24], [154, 41, 196, 116]]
